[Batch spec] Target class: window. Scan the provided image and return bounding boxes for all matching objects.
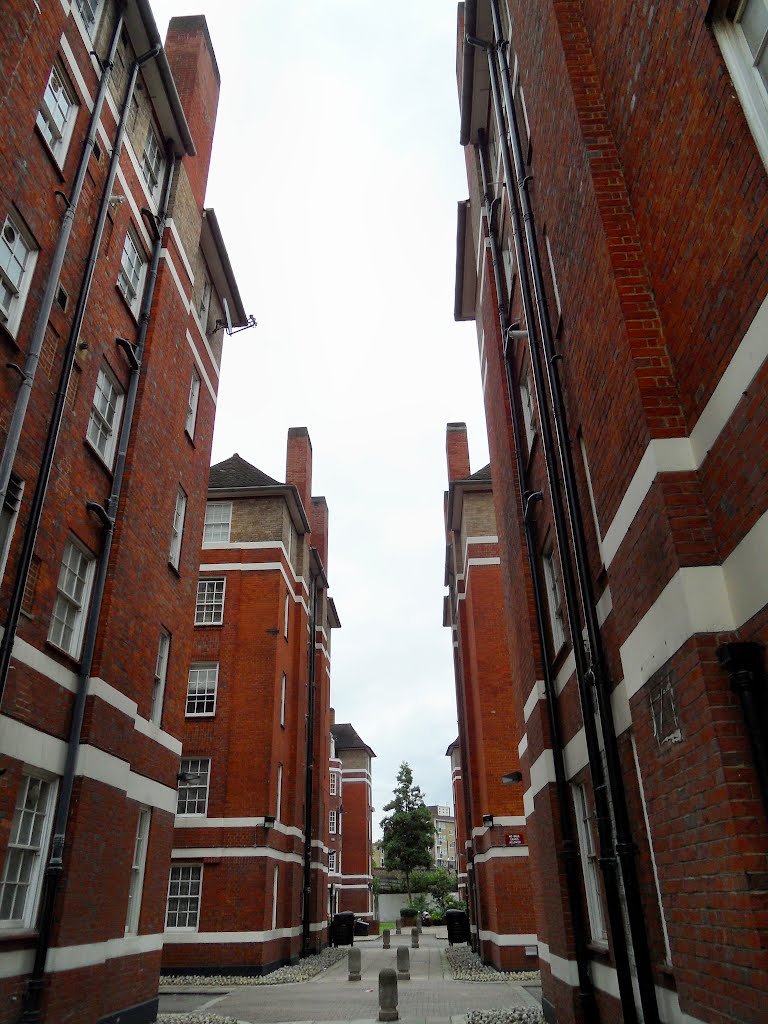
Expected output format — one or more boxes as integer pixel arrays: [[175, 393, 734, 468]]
[[177, 758, 210, 816], [276, 764, 283, 821], [0, 473, 24, 584], [0, 774, 55, 928], [0, 216, 37, 335], [202, 502, 232, 545], [574, 784, 606, 942], [520, 368, 537, 451], [543, 548, 566, 653], [186, 663, 218, 717], [328, 850, 336, 873], [125, 808, 150, 933], [48, 538, 94, 657], [329, 810, 337, 834], [166, 864, 202, 930], [195, 577, 225, 625], [36, 62, 78, 163], [86, 365, 124, 468], [280, 672, 286, 727], [271, 865, 279, 930], [284, 592, 290, 639], [714, 0, 768, 166], [73, 0, 103, 36], [185, 369, 201, 438], [149, 629, 171, 725], [140, 124, 164, 201], [198, 274, 212, 329], [330, 771, 337, 796], [169, 487, 187, 569], [117, 229, 146, 314]]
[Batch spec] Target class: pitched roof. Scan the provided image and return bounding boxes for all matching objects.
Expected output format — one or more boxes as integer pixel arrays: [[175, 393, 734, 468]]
[[209, 453, 280, 489], [470, 463, 491, 482], [331, 723, 376, 758]]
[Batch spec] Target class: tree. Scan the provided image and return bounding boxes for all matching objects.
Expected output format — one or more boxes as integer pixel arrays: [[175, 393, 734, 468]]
[[411, 868, 458, 915], [380, 762, 435, 901]]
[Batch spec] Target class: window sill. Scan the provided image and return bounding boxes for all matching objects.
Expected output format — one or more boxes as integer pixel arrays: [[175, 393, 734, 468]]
[[45, 639, 83, 668], [184, 429, 196, 448], [587, 940, 610, 958], [0, 928, 37, 947], [168, 560, 181, 577], [84, 437, 116, 476]]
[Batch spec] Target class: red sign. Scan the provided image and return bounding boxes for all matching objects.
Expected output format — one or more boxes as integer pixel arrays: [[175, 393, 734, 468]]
[[505, 832, 525, 847]]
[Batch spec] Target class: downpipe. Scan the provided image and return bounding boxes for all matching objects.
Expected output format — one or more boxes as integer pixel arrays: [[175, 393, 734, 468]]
[[487, 2, 661, 1021], [466, 31, 639, 1024], [18, 145, 176, 1024], [476, 135, 594, 1011], [0, 41, 162, 705]]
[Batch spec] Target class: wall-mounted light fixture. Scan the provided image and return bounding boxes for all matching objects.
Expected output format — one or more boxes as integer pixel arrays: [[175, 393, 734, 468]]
[[502, 771, 523, 785], [482, 814, 494, 828], [262, 815, 276, 829]]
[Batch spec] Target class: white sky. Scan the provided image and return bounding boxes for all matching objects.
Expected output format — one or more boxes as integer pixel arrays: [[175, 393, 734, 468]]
[[150, 0, 489, 836]]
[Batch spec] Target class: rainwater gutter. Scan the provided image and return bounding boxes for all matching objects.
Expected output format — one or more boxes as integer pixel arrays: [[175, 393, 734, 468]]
[[18, 138, 176, 1024], [465, 28, 641, 1023], [476, 133, 594, 1013]]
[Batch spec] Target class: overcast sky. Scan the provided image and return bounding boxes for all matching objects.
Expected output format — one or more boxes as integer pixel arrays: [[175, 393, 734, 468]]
[[151, 0, 489, 836]]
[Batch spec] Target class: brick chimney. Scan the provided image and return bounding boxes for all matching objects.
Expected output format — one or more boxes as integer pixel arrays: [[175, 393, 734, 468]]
[[446, 422, 471, 482], [286, 427, 313, 515], [164, 16, 220, 208], [310, 496, 329, 571]]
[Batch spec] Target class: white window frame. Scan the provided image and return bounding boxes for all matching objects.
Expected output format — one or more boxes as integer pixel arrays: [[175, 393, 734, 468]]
[[542, 547, 566, 654], [36, 61, 78, 165], [125, 807, 150, 934], [198, 274, 212, 330], [714, 0, 768, 169], [72, 0, 104, 38], [328, 850, 337, 873], [86, 364, 124, 469], [185, 369, 201, 439], [0, 474, 24, 585], [48, 537, 95, 658], [0, 772, 56, 930], [280, 671, 286, 727], [519, 368, 537, 451], [117, 228, 146, 315], [149, 629, 171, 725], [165, 863, 202, 931], [195, 577, 226, 625], [329, 809, 337, 835], [140, 123, 164, 202], [186, 663, 219, 717], [284, 592, 290, 639], [202, 502, 232, 546], [276, 764, 283, 822], [330, 771, 337, 796], [0, 215, 38, 337], [169, 487, 187, 569], [573, 783, 607, 944], [177, 758, 210, 817]]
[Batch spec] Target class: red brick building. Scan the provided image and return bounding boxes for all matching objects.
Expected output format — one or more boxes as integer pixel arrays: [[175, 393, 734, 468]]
[[330, 722, 375, 921], [163, 432, 340, 974], [0, 5, 246, 1022], [445, 738, 469, 903], [454, 2, 768, 1023], [443, 425, 536, 970]]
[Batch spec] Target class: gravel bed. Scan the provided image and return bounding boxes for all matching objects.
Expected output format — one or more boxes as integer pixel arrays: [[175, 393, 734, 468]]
[[466, 1010, 545, 1024], [445, 947, 540, 984], [161, 947, 347, 988], [157, 1016, 240, 1024]]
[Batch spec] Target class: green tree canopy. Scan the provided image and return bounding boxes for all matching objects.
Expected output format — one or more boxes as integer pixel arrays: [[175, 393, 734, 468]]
[[380, 762, 435, 900]]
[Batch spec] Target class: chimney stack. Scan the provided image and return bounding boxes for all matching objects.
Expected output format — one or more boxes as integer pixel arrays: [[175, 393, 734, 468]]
[[446, 422, 471, 482], [286, 427, 313, 516]]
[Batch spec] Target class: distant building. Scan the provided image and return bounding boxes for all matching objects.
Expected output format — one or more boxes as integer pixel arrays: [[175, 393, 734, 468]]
[[331, 721, 375, 920], [426, 804, 456, 872], [164, 431, 340, 975]]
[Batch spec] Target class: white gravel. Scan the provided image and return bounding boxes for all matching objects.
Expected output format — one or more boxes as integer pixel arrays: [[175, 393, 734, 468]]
[[157, 1016, 241, 1024], [466, 1011, 545, 1024], [445, 947, 540, 984], [160, 947, 347, 988]]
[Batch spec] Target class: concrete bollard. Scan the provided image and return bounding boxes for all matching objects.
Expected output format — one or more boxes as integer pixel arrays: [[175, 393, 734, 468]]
[[348, 946, 361, 981], [395, 919, 401, 934], [378, 967, 399, 1021], [396, 945, 410, 981], [382, 928, 391, 949], [411, 926, 419, 949]]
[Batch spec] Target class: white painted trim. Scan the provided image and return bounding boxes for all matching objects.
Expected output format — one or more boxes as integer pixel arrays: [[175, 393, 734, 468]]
[[199, 561, 310, 617], [528, 748, 555, 801], [479, 930, 538, 947], [166, 926, 302, 944], [340, 768, 372, 782], [166, 218, 195, 286], [554, 650, 576, 696], [563, 728, 589, 780], [337, 883, 371, 890], [473, 846, 529, 863], [523, 788, 534, 819], [518, 733, 528, 757], [523, 679, 546, 722], [471, 816, 525, 838], [0, 948, 33, 979], [171, 847, 303, 865], [45, 932, 163, 973], [174, 817, 304, 839], [631, 734, 672, 964], [185, 329, 217, 404]]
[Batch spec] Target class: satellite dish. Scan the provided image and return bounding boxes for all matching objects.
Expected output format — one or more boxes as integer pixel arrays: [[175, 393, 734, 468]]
[[223, 297, 233, 336]]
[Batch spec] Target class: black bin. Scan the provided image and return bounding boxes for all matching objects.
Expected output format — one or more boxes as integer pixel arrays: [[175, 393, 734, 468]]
[[354, 918, 369, 936], [445, 909, 470, 946], [332, 911, 356, 946]]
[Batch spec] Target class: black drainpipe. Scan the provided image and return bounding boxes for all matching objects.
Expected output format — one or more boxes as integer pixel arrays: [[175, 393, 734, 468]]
[[466, 30, 640, 1024], [302, 566, 319, 956], [716, 642, 768, 821], [0, 4, 126, 511], [476, 133, 594, 1014], [0, 40, 162, 705], [18, 141, 175, 1024]]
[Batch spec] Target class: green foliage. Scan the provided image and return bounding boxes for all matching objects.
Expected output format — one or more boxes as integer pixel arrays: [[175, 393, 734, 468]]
[[380, 762, 435, 900], [409, 868, 459, 914]]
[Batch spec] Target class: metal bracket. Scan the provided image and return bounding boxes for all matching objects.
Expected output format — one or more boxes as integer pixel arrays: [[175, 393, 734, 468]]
[[115, 336, 139, 370]]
